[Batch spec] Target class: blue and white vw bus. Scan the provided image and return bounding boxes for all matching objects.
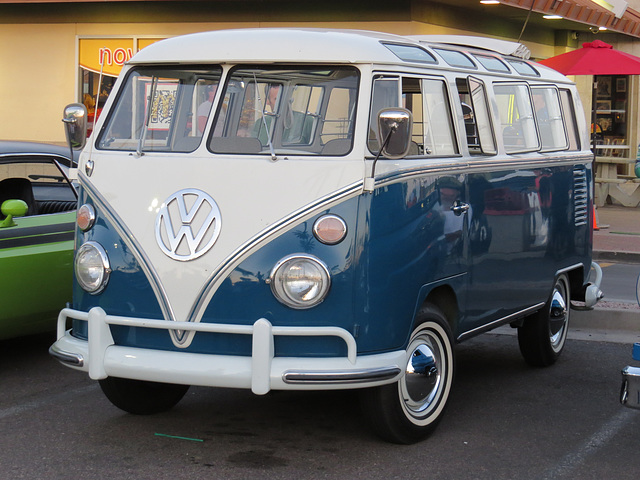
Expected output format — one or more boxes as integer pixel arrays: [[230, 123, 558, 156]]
[[51, 28, 603, 443]]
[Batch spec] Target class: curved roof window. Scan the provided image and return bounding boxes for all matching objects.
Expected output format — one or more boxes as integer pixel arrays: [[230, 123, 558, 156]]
[[433, 48, 476, 69], [506, 59, 540, 76], [383, 43, 438, 64], [473, 54, 510, 73]]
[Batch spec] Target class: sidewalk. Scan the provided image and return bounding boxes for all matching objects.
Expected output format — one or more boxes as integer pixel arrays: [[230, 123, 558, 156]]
[[593, 204, 640, 264]]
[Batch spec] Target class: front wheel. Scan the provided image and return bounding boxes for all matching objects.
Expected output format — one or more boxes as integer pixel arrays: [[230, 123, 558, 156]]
[[518, 273, 570, 367], [360, 305, 455, 444], [99, 377, 189, 415]]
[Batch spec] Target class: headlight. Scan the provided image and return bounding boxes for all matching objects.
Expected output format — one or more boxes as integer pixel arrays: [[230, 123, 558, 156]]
[[269, 254, 331, 309], [75, 241, 111, 294]]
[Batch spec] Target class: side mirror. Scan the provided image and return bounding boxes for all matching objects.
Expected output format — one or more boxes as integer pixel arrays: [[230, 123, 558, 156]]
[[377, 108, 413, 159], [62, 103, 88, 151], [0, 199, 28, 228]]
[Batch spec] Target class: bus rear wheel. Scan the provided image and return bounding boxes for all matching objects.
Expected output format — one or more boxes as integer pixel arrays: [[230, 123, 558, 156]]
[[99, 377, 189, 415], [360, 305, 455, 444], [518, 273, 570, 367]]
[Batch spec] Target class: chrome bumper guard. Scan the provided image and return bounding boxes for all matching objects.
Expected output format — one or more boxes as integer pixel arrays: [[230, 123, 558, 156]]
[[51, 307, 404, 395], [584, 261, 604, 309], [620, 366, 640, 409]]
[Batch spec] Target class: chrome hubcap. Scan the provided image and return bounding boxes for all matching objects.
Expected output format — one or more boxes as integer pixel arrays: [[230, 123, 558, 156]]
[[402, 339, 442, 415], [548, 280, 568, 351]]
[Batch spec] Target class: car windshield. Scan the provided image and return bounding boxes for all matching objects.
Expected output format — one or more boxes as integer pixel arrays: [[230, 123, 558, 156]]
[[97, 65, 359, 157]]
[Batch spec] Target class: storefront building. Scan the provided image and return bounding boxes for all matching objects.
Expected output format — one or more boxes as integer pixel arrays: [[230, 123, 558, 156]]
[[3, 0, 640, 189]]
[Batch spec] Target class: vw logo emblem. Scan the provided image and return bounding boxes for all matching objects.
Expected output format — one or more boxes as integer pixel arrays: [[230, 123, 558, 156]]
[[155, 188, 221, 261]]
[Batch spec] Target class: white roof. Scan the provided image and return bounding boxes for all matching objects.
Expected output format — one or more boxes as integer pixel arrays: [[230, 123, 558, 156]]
[[131, 28, 409, 65], [128, 28, 568, 82], [409, 35, 531, 59]]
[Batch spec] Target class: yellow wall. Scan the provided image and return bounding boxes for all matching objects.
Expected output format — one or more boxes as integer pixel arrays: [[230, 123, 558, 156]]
[[0, 24, 77, 143], [0, 20, 578, 144]]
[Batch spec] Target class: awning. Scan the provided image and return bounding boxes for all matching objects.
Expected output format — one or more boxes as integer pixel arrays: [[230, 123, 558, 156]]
[[500, 0, 640, 38]]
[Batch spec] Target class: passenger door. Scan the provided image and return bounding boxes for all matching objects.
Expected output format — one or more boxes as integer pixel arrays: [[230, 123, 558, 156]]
[[0, 156, 77, 339], [363, 75, 469, 350]]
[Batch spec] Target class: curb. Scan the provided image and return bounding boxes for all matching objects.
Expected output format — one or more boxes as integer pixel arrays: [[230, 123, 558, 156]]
[[593, 250, 640, 264], [572, 306, 639, 332]]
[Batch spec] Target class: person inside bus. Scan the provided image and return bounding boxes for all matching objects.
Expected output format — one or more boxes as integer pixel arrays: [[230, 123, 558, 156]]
[[532, 91, 552, 145], [250, 84, 281, 145], [197, 84, 217, 134]]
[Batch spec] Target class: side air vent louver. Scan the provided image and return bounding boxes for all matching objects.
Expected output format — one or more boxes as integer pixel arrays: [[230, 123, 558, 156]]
[[573, 166, 588, 227]]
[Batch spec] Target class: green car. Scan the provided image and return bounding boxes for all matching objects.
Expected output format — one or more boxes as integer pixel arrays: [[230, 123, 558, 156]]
[[0, 141, 77, 340]]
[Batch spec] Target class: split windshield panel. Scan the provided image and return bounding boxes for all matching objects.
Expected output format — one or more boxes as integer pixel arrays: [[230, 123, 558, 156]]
[[210, 66, 359, 156], [97, 66, 223, 153]]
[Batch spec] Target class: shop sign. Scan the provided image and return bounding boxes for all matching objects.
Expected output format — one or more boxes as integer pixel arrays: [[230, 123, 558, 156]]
[[79, 38, 163, 77]]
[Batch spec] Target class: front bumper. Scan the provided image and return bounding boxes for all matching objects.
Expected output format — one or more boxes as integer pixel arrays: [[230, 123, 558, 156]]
[[50, 307, 404, 395]]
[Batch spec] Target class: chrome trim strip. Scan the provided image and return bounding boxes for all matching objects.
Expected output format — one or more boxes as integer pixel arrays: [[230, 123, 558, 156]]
[[78, 173, 176, 326], [373, 153, 593, 189], [457, 302, 545, 342], [282, 366, 402, 385], [557, 263, 584, 276], [49, 343, 84, 367]]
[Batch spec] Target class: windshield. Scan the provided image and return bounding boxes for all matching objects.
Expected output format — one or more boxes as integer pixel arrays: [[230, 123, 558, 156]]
[[210, 66, 359, 156], [97, 65, 359, 157], [97, 66, 223, 153]]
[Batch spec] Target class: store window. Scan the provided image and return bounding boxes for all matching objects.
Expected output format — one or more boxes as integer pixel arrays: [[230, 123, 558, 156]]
[[593, 75, 629, 158], [78, 37, 164, 135]]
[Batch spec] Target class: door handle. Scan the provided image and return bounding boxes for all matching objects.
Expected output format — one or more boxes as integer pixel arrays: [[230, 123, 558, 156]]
[[450, 201, 470, 216]]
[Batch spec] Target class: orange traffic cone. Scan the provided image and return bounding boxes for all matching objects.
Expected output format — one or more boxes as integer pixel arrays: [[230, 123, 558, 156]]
[[593, 205, 599, 231]]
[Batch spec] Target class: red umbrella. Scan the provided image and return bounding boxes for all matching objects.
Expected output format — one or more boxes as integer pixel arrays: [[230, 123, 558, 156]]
[[538, 40, 640, 156], [538, 39, 640, 75]]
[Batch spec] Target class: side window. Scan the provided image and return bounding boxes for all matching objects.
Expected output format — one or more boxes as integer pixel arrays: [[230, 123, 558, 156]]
[[369, 76, 457, 157], [531, 86, 568, 152], [559, 89, 580, 151], [401, 77, 424, 155], [456, 77, 496, 155], [494, 83, 539, 154], [368, 77, 400, 153], [420, 78, 458, 156], [0, 160, 76, 220]]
